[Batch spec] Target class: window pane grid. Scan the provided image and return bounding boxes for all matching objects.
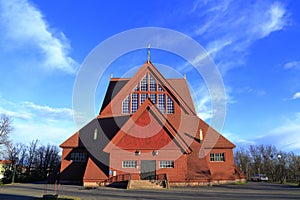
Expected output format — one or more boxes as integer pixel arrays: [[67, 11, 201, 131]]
[[158, 84, 164, 91], [121, 73, 176, 114], [140, 74, 148, 91], [159, 160, 174, 168], [122, 160, 137, 168], [150, 75, 156, 91], [131, 93, 138, 113], [122, 95, 130, 114], [70, 152, 87, 162], [140, 93, 147, 105], [133, 84, 139, 91], [150, 94, 156, 104], [167, 95, 174, 114], [158, 94, 165, 113], [210, 153, 225, 162]]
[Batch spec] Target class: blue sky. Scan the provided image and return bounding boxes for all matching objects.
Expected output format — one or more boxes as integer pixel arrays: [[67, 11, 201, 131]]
[[0, 0, 300, 154]]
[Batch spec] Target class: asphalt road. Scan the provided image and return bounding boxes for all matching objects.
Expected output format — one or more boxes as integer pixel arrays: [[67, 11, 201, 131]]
[[0, 182, 299, 200]]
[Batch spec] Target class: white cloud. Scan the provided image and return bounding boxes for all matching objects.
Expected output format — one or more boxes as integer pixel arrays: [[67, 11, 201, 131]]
[[191, 84, 234, 122], [0, 97, 76, 146], [254, 114, 300, 153], [230, 113, 300, 154], [0, 0, 78, 74], [292, 92, 300, 100], [225, 113, 300, 154], [191, 1, 289, 73], [258, 2, 287, 37], [22, 101, 74, 119], [284, 61, 300, 70], [222, 131, 255, 147]]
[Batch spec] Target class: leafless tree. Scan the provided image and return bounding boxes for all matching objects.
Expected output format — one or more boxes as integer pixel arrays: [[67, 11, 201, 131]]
[[234, 147, 251, 179], [6, 142, 22, 163], [25, 139, 39, 175], [35, 144, 60, 179], [0, 114, 13, 150], [235, 144, 300, 183]]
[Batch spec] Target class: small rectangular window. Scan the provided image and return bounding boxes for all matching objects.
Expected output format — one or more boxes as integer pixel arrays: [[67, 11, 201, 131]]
[[122, 160, 137, 168], [210, 153, 225, 162], [159, 160, 174, 168], [70, 152, 87, 162]]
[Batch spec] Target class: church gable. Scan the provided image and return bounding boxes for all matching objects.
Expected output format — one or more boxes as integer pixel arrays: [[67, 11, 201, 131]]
[[121, 72, 175, 115], [104, 98, 191, 153], [115, 109, 174, 150], [100, 62, 196, 116]]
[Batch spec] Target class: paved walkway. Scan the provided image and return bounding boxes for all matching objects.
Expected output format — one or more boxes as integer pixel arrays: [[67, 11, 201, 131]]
[[0, 182, 299, 200]]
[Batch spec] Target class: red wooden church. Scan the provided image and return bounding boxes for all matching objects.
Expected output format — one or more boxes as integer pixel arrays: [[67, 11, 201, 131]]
[[60, 59, 245, 187]]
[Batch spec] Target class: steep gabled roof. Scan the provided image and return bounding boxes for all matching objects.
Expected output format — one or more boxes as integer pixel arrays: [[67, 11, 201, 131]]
[[168, 79, 196, 113], [99, 78, 129, 114], [60, 132, 79, 148], [100, 61, 196, 115], [104, 98, 192, 153], [167, 114, 235, 150], [60, 115, 130, 149]]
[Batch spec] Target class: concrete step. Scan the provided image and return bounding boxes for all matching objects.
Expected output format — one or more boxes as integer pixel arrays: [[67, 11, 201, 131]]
[[128, 180, 167, 189]]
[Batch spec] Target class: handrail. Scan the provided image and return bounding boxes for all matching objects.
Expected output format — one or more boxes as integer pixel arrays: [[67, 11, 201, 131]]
[[99, 173, 169, 188], [98, 173, 131, 186]]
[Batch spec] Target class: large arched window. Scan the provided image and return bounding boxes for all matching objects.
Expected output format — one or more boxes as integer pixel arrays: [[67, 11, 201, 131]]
[[122, 73, 174, 114]]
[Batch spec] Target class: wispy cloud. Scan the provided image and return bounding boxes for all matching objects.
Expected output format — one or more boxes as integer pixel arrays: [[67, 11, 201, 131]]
[[0, 0, 78, 74], [254, 113, 300, 153], [236, 87, 267, 96], [190, 84, 235, 122], [225, 113, 300, 154], [284, 61, 300, 70], [21, 101, 74, 119], [190, 0, 290, 73], [0, 96, 76, 145]]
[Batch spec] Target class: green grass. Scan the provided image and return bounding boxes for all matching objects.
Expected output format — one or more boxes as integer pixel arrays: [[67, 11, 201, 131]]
[[234, 181, 248, 185]]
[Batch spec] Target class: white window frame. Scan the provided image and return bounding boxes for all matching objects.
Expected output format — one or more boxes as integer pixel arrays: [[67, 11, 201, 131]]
[[159, 160, 174, 168], [122, 160, 137, 168], [210, 153, 225, 162]]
